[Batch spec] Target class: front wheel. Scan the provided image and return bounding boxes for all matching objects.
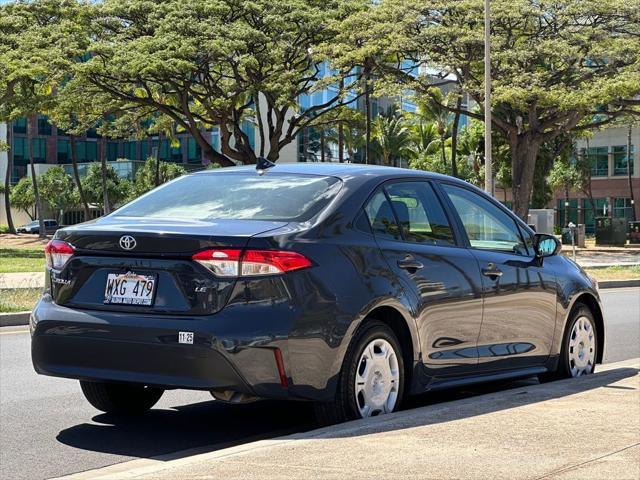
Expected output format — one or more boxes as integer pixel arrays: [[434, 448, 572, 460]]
[[539, 304, 597, 382], [314, 320, 405, 425], [80, 380, 164, 415]]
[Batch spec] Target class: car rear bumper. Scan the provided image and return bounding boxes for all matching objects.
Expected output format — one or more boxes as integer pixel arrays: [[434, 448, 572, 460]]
[[30, 295, 295, 399]]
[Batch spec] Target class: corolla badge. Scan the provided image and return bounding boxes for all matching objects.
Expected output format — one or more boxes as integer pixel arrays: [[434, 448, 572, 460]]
[[119, 235, 137, 251]]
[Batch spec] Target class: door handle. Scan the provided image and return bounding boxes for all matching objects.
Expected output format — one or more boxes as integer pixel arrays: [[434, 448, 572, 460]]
[[397, 258, 424, 271], [482, 264, 503, 279]]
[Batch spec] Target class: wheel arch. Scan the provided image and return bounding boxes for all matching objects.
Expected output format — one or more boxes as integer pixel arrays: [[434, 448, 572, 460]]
[[357, 304, 419, 392]]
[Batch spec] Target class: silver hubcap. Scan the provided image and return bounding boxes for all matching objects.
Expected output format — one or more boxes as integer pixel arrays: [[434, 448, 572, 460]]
[[354, 338, 400, 418], [568, 316, 595, 377]]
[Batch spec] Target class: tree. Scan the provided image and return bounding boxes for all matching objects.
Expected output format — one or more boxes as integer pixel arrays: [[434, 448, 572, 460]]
[[0, 135, 14, 233], [353, 0, 640, 219], [416, 90, 453, 173], [9, 176, 36, 220], [82, 163, 131, 210], [372, 110, 411, 167], [66, 0, 367, 166], [133, 157, 186, 197], [1, 0, 90, 237], [39, 166, 78, 222], [548, 139, 580, 228]]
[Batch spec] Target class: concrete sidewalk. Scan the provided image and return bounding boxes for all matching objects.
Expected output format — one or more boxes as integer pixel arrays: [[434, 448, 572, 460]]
[[62, 358, 640, 480]]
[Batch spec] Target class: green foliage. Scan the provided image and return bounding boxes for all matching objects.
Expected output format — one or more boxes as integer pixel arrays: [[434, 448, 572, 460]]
[[132, 158, 187, 197], [82, 163, 131, 209], [9, 176, 35, 220], [372, 110, 412, 166], [0, 224, 9, 234], [39, 166, 79, 219]]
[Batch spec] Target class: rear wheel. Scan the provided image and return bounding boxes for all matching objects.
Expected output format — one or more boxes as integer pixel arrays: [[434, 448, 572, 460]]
[[539, 304, 597, 383], [80, 380, 164, 414], [314, 320, 405, 426]]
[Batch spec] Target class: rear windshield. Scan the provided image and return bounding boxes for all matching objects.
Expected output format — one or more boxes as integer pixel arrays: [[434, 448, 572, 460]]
[[112, 172, 342, 222]]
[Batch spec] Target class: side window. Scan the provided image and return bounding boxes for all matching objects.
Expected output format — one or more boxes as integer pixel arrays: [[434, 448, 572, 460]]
[[364, 189, 402, 240], [384, 182, 455, 246], [443, 184, 529, 255]]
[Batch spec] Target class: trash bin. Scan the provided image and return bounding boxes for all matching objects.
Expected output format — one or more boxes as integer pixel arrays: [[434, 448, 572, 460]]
[[629, 221, 640, 244], [595, 217, 627, 246], [576, 224, 586, 248]]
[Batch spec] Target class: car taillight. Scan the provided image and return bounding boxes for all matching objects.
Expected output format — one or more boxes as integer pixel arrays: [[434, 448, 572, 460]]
[[192, 249, 311, 277], [44, 240, 75, 270]]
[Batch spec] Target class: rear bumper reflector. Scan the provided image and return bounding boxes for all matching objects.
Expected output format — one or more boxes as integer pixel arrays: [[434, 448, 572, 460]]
[[273, 348, 289, 388]]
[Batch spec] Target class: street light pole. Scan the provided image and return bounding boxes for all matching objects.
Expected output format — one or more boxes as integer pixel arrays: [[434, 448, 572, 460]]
[[484, 0, 493, 196]]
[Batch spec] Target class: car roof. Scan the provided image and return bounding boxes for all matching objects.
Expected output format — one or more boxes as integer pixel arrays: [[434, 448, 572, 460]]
[[192, 163, 464, 184]]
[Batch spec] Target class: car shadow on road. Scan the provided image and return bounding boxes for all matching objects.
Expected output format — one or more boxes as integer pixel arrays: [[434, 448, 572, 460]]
[[56, 366, 638, 461], [56, 398, 316, 459]]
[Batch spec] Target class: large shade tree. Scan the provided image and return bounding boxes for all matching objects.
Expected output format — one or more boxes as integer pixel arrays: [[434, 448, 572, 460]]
[[65, 0, 368, 166], [338, 0, 640, 218]]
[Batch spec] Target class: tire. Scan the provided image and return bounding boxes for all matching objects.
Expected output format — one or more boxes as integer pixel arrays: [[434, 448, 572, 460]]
[[538, 304, 597, 383], [314, 320, 405, 426], [80, 380, 164, 415]]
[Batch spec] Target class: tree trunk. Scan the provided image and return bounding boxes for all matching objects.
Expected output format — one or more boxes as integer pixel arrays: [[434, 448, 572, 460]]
[[450, 94, 462, 178], [627, 124, 636, 222], [27, 117, 46, 239], [70, 135, 91, 222], [338, 124, 344, 163], [155, 132, 162, 187], [563, 183, 570, 227], [510, 134, 541, 220], [364, 63, 372, 165], [100, 138, 111, 214], [440, 134, 447, 170], [320, 130, 325, 162], [4, 121, 15, 234]]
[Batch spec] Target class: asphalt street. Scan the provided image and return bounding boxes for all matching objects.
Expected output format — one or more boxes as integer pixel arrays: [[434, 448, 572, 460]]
[[1, 287, 638, 480]]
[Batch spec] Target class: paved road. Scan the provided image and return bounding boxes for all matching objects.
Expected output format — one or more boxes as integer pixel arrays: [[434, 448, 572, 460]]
[[1, 288, 638, 480]]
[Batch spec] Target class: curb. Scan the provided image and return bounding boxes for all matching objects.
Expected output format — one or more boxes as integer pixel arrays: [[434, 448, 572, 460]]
[[0, 311, 30, 327], [599, 279, 640, 289]]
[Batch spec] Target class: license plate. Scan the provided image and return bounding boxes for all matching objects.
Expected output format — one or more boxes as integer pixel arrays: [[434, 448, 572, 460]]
[[104, 272, 156, 306]]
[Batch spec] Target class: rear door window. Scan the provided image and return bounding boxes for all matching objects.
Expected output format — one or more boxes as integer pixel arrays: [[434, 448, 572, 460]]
[[384, 182, 455, 246], [113, 172, 342, 222]]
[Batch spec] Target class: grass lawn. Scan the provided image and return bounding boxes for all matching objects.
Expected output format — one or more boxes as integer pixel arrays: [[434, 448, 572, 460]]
[[0, 288, 41, 312], [0, 248, 45, 273], [584, 265, 640, 281]]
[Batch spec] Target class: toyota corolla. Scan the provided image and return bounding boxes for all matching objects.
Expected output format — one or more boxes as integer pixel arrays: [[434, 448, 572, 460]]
[[30, 164, 603, 424]]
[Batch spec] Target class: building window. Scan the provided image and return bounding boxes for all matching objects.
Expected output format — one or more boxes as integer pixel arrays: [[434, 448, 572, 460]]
[[584, 147, 608, 177], [76, 141, 98, 162], [613, 145, 634, 176], [57, 139, 71, 164], [210, 129, 220, 153], [583, 198, 609, 234], [557, 199, 579, 227], [106, 142, 119, 161], [123, 141, 137, 160], [38, 115, 52, 135], [614, 198, 634, 221], [187, 138, 201, 163], [11, 137, 26, 165], [13, 118, 28, 134], [169, 140, 182, 162], [140, 141, 149, 161], [32, 138, 47, 163]]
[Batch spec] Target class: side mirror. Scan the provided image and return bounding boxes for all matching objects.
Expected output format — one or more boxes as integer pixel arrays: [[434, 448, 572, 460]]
[[534, 233, 561, 258]]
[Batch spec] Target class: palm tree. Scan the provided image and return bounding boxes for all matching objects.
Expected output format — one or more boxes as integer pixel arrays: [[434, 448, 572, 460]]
[[417, 90, 452, 172], [372, 111, 411, 167], [407, 116, 440, 158]]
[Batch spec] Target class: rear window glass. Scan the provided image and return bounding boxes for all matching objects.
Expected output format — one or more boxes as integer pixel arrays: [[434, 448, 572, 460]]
[[113, 172, 342, 222]]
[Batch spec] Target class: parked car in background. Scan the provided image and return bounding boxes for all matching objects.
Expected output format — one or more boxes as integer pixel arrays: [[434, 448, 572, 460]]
[[30, 164, 603, 425], [17, 219, 59, 235]]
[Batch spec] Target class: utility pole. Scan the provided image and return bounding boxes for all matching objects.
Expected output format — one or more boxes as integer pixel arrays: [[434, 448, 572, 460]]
[[484, 0, 493, 196], [627, 124, 636, 221]]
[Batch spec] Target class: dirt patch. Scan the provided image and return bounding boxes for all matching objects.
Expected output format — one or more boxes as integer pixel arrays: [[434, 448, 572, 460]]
[[0, 234, 51, 249]]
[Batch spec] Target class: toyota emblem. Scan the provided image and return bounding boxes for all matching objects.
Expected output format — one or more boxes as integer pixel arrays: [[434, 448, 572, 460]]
[[119, 235, 137, 251]]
